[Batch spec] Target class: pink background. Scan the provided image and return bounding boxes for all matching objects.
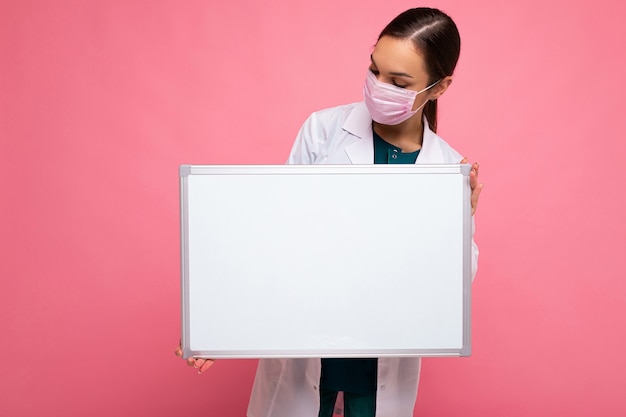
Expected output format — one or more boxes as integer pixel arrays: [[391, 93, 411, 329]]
[[2, 0, 625, 416]]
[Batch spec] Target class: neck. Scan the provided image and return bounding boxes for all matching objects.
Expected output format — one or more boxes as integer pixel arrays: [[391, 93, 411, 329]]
[[373, 113, 425, 152]]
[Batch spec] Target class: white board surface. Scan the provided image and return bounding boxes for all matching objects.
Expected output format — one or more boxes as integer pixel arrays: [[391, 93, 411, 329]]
[[180, 164, 472, 358]]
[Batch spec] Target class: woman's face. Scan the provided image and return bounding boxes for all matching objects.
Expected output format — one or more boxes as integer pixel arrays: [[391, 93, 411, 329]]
[[369, 35, 445, 111]]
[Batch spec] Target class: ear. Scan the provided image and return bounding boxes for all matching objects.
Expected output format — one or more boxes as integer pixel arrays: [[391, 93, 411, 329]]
[[430, 76, 453, 100]]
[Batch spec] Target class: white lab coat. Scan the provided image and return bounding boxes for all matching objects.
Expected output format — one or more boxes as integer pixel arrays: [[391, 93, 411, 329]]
[[247, 102, 478, 417]]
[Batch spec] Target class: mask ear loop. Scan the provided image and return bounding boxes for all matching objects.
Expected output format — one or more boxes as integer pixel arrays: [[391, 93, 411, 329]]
[[404, 79, 443, 103], [412, 79, 442, 109], [428, 77, 451, 101], [422, 79, 442, 94]]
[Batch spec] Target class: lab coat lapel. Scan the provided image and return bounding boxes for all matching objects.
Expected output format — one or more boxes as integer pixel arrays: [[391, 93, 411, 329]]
[[343, 103, 374, 164], [415, 119, 445, 164]]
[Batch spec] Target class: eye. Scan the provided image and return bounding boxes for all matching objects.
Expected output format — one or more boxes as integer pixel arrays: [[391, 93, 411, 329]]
[[392, 80, 407, 89]]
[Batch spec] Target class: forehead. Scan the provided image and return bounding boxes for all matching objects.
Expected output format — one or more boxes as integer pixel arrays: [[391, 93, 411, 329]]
[[371, 36, 428, 78]]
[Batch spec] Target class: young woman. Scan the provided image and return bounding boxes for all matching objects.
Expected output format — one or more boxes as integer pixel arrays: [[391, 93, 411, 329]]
[[177, 7, 482, 417]]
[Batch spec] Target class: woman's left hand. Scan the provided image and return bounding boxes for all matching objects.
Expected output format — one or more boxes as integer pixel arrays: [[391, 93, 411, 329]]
[[461, 158, 483, 216], [175, 342, 216, 374]]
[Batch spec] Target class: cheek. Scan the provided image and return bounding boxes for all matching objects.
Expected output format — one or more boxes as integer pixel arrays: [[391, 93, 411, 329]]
[[411, 95, 428, 111], [411, 97, 419, 111]]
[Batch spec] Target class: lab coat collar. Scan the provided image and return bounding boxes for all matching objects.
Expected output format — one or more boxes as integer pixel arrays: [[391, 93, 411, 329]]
[[342, 102, 444, 164], [416, 118, 445, 163], [343, 103, 373, 164]]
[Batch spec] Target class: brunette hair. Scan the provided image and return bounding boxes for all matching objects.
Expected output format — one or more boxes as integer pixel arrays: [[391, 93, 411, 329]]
[[378, 8, 461, 132]]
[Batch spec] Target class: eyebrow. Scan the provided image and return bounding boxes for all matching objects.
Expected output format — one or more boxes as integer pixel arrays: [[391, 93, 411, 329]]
[[370, 54, 414, 78]]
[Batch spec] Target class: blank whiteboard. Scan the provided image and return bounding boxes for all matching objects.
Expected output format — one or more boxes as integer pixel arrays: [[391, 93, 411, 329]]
[[180, 164, 472, 359]]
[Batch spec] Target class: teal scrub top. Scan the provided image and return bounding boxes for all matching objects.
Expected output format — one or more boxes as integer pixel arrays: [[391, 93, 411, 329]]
[[319, 128, 421, 395]]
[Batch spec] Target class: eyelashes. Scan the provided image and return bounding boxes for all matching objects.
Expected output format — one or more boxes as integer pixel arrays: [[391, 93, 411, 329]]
[[369, 67, 407, 88]]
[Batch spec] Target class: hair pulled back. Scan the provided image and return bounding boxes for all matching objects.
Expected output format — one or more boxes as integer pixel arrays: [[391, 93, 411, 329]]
[[378, 8, 460, 132]]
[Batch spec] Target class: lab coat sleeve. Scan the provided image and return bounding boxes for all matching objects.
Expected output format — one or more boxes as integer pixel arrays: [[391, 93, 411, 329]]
[[287, 111, 327, 165], [471, 217, 479, 281]]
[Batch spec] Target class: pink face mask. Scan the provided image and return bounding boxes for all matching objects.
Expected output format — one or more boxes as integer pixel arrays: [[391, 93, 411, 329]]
[[363, 70, 440, 125]]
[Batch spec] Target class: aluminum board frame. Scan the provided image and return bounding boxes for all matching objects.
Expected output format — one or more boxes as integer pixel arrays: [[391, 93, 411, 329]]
[[180, 164, 472, 358]]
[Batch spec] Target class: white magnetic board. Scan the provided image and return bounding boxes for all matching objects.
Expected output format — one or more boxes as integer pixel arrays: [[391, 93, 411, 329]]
[[180, 164, 472, 358]]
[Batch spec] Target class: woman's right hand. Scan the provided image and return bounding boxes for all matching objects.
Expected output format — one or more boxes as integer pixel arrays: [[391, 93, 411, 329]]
[[175, 342, 215, 374]]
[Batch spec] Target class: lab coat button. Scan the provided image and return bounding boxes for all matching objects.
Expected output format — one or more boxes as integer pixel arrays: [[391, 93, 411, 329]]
[[391, 154, 398, 159], [380, 385, 386, 390]]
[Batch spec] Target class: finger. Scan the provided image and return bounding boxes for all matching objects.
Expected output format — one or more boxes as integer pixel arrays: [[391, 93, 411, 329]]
[[472, 162, 479, 178], [469, 166, 478, 190], [471, 183, 484, 215], [174, 346, 183, 357], [460, 157, 468, 164], [186, 357, 196, 367], [194, 358, 206, 369], [199, 359, 215, 374]]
